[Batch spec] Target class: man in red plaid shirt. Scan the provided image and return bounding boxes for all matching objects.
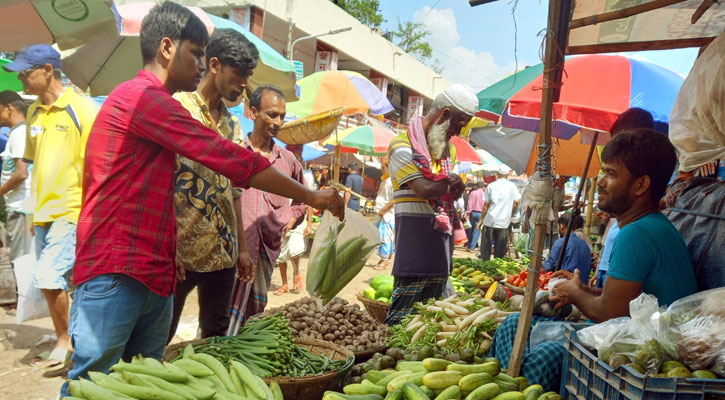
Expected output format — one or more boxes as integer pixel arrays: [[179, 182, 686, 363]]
[[62, 2, 344, 396]]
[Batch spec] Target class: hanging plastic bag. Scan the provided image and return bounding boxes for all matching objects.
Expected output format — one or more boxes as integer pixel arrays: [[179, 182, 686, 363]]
[[530, 320, 569, 349], [306, 210, 379, 305], [14, 242, 48, 324], [658, 287, 725, 373]]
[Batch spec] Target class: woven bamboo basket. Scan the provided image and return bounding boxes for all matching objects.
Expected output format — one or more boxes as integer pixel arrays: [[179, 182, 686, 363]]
[[165, 337, 353, 400], [353, 345, 388, 363], [356, 292, 390, 324], [277, 107, 344, 145]]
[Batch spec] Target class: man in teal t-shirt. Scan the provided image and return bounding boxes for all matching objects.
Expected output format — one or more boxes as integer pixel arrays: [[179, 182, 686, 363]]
[[551, 129, 696, 322]]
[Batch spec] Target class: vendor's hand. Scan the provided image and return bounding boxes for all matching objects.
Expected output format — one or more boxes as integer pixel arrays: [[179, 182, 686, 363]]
[[283, 218, 297, 237], [698, 161, 718, 177], [236, 250, 255, 283], [175, 254, 186, 282], [588, 275, 598, 288], [552, 270, 574, 280], [307, 188, 345, 221], [448, 174, 465, 199], [304, 225, 313, 237], [550, 269, 584, 309]]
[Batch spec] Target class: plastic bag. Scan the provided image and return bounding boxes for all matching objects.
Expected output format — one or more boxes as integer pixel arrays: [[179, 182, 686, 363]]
[[587, 293, 664, 373], [530, 321, 569, 349], [658, 287, 725, 372], [669, 31, 725, 172], [306, 210, 379, 305], [578, 317, 630, 350], [14, 242, 48, 324]]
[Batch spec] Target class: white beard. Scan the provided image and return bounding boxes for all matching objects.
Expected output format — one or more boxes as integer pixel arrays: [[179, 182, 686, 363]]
[[428, 119, 450, 160]]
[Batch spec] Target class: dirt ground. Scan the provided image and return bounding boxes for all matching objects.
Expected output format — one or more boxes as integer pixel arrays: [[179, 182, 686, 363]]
[[0, 246, 475, 399]]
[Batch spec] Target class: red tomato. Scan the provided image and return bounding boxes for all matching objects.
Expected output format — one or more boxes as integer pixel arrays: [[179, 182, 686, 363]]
[[520, 271, 528, 280]]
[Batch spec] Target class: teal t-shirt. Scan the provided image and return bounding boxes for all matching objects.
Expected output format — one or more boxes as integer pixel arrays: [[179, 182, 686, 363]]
[[607, 213, 697, 306]]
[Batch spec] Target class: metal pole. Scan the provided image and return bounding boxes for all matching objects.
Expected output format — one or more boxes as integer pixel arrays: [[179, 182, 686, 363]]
[[288, 27, 352, 60], [555, 131, 599, 271], [585, 177, 597, 235]]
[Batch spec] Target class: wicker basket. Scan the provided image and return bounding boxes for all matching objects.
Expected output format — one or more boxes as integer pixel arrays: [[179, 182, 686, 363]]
[[356, 292, 390, 324], [262, 338, 354, 400], [164, 338, 353, 400], [278, 108, 344, 145], [353, 345, 388, 363]]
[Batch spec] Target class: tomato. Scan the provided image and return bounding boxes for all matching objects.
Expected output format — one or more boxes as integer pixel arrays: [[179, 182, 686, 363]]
[[520, 271, 528, 280]]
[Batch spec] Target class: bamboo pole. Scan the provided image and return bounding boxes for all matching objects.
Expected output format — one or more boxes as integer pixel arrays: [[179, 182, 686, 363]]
[[585, 177, 597, 235], [508, 0, 572, 377], [569, 0, 685, 29], [568, 37, 716, 54]]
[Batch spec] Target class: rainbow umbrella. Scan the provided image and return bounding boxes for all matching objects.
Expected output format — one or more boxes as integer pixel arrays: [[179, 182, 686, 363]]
[[287, 70, 393, 117], [338, 125, 395, 156], [476, 64, 543, 123]]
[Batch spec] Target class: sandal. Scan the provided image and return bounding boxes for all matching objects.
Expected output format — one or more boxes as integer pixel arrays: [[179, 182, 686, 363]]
[[273, 285, 289, 296], [291, 276, 303, 293], [34, 347, 72, 372], [373, 260, 389, 270]]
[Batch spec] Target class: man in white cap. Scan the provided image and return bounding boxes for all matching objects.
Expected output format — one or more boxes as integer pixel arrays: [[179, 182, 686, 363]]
[[384, 84, 477, 325], [477, 164, 520, 260]]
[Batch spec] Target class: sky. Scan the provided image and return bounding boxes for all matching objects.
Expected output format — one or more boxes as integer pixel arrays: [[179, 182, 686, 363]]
[[377, 1, 699, 92]]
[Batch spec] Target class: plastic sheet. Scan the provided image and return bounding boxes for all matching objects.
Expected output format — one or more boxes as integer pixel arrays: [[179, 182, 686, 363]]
[[522, 172, 554, 225], [669, 31, 725, 172]]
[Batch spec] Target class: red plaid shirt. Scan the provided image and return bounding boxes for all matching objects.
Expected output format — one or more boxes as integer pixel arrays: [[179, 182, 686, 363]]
[[74, 70, 271, 296]]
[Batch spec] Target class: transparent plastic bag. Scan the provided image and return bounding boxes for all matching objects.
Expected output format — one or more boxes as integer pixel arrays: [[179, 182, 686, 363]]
[[530, 321, 568, 349], [306, 210, 379, 305], [658, 287, 725, 372], [14, 242, 48, 324], [577, 317, 630, 351]]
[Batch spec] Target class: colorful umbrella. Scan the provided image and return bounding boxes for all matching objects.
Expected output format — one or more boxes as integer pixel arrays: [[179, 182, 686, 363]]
[[0, 0, 120, 51], [505, 55, 684, 138], [324, 125, 395, 156], [450, 136, 482, 163], [60, 3, 297, 99], [0, 59, 22, 92], [287, 70, 393, 117], [476, 64, 543, 122]]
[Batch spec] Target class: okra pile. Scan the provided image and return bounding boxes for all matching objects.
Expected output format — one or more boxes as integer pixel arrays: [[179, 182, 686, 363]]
[[65, 353, 284, 400]]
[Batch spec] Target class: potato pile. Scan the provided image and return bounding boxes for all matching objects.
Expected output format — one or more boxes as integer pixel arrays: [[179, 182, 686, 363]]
[[258, 297, 390, 353]]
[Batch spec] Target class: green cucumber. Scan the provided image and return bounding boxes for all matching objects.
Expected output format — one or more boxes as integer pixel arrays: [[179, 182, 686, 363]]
[[514, 377, 528, 392], [344, 383, 387, 396], [190, 354, 236, 393], [402, 382, 431, 400], [434, 385, 462, 400], [447, 362, 500, 376], [521, 384, 542, 398], [367, 370, 389, 383], [396, 361, 427, 373], [124, 371, 196, 400], [384, 389, 404, 400], [111, 360, 189, 383], [173, 358, 215, 377], [422, 371, 464, 389], [270, 381, 284, 400], [322, 391, 385, 400], [459, 373, 494, 393], [387, 371, 426, 392], [423, 358, 453, 372], [419, 385, 435, 398], [94, 375, 185, 400], [376, 370, 411, 388], [463, 382, 499, 400], [489, 392, 525, 400]]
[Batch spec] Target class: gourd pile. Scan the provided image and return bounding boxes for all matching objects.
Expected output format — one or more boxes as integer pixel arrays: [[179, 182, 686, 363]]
[[363, 275, 394, 303], [256, 296, 390, 353]]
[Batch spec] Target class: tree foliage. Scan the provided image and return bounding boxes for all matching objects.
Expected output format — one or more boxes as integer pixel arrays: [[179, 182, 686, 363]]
[[393, 19, 433, 60], [336, 0, 385, 29]]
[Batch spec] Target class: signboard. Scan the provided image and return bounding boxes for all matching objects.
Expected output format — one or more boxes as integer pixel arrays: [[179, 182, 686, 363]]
[[231, 7, 251, 30], [370, 77, 388, 97], [315, 51, 338, 72], [293, 60, 304, 81], [406, 95, 423, 123]]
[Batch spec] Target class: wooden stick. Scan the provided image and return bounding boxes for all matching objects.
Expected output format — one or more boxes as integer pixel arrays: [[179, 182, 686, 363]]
[[585, 177, 597, 236], [568, 37, 716, 54], [508, 0, 572, 377], [569, 0, 685, 29], [692, 0, 716, 24], [329, 181, 366, 200]]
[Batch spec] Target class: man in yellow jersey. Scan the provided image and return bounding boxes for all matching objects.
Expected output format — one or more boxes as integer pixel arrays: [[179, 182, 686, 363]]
[[4, 45, 97, 370], [383, 84, 477, 325]]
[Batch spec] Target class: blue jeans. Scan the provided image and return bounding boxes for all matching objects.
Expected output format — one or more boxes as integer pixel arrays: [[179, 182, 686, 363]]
[[60, 274, 173, 397], [467, 211, 482, 250], [596, 270, 607, 289]]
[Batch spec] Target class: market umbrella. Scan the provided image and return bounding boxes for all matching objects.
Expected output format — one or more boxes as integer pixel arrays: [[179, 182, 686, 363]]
[[0, 0, 120, 51], [476, 64, 543, 123], [505, 54, 685, 139], [287, 70, 394, 117], [475, 149, 505, 171], [450, 136, 482, 163], [324, 125, 395, 156], [60, 3, 298, 99], [0, 59, 22, 92]]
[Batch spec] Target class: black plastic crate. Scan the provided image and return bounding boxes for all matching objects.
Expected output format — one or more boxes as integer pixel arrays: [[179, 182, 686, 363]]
[[561, 326, 725, 400]]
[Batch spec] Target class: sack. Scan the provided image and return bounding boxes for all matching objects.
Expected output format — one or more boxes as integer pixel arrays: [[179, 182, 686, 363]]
[[515, 233, 529, 254], [14, 242, 48, 323], [306, 210, 379, 305]]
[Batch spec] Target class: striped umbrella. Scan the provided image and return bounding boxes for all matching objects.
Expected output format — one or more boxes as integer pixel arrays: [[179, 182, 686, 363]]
[[287, 70, 393, 117], [337, 125, 395, 156]]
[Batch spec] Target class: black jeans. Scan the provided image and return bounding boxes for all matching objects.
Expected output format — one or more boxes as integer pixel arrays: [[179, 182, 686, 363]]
[[480, 225, 509, 260], [167, 267, 236, 343]]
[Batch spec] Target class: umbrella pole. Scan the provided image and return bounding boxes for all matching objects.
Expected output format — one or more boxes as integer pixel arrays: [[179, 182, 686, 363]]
[[554, 131, 599, 271], [333, 127, 341, 183], [508, 0, 572, 377], [585, 177, 597, 235]]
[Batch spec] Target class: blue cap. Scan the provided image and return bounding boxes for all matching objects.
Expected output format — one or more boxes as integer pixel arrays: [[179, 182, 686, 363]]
[[3, 44, 61, 72]]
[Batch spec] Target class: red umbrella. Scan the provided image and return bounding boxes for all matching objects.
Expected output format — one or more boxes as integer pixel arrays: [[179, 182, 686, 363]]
[[450, 136, 482, 163]]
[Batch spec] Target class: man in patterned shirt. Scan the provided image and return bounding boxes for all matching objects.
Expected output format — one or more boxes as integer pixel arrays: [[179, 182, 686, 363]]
[[167, 29, 257, 342], [227, 85, 308, 333]]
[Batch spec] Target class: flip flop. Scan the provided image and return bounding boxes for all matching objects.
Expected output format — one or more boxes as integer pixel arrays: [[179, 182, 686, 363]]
[[34, 348, 72, 372], [373, 261, 389, 270], [290, 276, 303, 293], [273, 285, 289, 296]]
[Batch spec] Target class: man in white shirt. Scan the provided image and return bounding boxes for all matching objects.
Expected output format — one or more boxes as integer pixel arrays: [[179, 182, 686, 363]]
[[477, 165, 520, 260], [0, 91, 32, 263]]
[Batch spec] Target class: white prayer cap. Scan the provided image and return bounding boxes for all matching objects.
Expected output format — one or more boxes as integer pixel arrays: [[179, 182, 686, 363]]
[[439, 84, 479, 116], [498, 165, 511, 175]]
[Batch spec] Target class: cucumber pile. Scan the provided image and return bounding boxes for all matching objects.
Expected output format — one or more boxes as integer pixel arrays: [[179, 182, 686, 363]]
[[322, 356, 561, 400], [65, 353, 284, 400]]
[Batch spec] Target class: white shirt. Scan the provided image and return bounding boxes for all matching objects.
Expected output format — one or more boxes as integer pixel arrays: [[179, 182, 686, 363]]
[[1, 122, 31, 213], [374, 178, 394, 222], [483, 178, 521, 229]]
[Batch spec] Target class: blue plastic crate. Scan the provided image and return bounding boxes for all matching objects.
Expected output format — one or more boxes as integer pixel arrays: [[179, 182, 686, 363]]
[[561, 326, 725, 400]]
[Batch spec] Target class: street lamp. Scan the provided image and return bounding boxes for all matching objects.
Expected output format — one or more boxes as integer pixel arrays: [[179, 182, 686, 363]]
[[288, 27, 352, 60]]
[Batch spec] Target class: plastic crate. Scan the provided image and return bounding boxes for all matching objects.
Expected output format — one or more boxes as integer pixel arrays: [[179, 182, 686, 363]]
[[561, 326, 725, 400]]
